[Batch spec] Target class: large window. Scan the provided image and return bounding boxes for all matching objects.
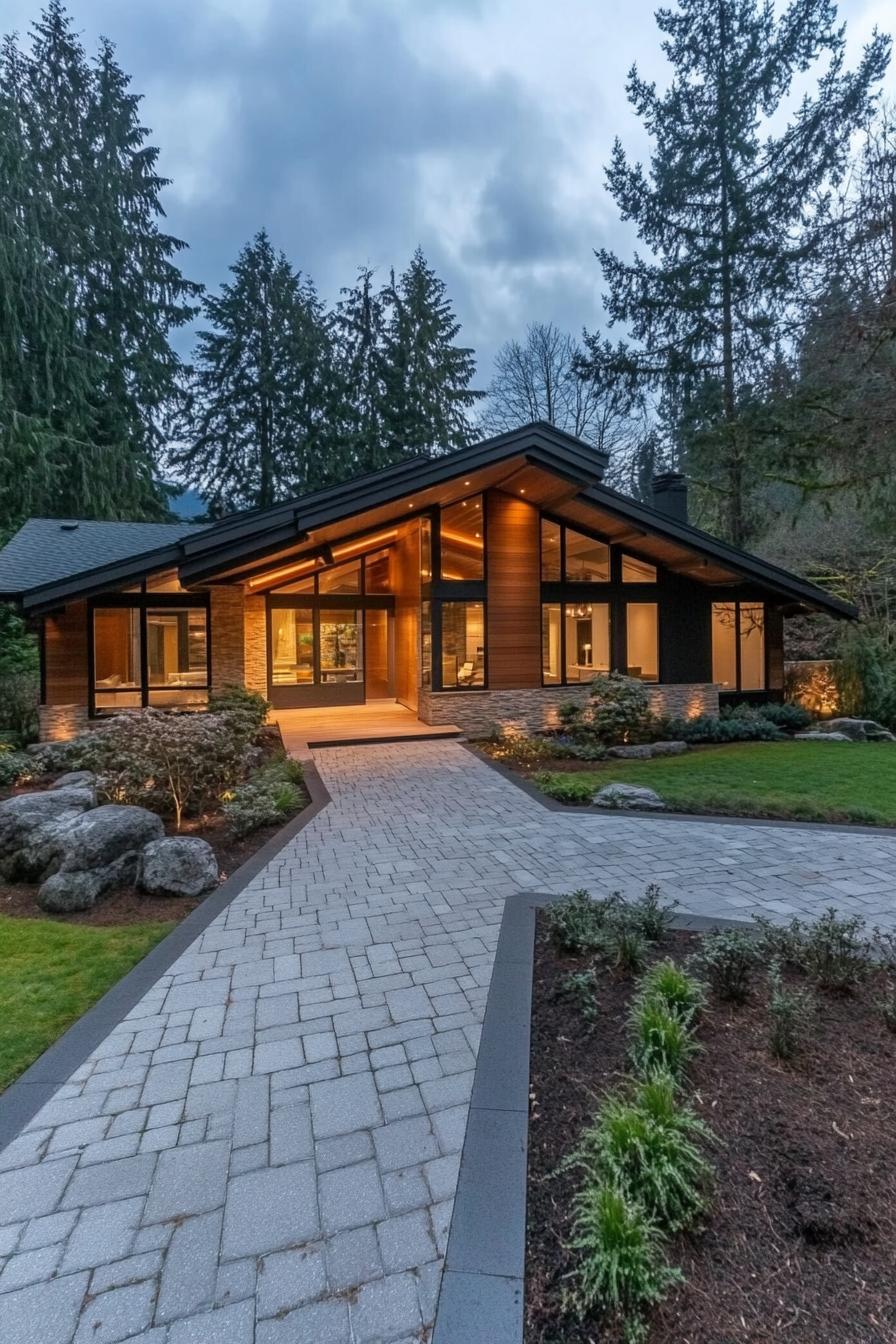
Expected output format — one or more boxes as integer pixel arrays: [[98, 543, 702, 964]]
[[441, 602, 485, 687], [712, 601, 765, 691], [147, 608, 209, 707], [421, 601, 433, 689], [93, 608, 142, 709], [565, 528, 610, 582], [92, 601, 209, 711], [542, 604, 561, 684], [541, 519, 562, 581], [318, 559, 361, 595], [565, 603, 611, 682], [626, 603, 659, 681], [440, 496, 484, 580], [621, 554, 657, 583]]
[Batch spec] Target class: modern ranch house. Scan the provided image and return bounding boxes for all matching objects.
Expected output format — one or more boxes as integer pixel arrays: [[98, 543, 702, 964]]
[[0, 423, 854, 743]]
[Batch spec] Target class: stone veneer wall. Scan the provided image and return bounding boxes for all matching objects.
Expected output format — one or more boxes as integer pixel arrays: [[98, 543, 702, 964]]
[[38, 704, 89, 742], [417, 683, 719, 738], [210, 588, 268, 697]]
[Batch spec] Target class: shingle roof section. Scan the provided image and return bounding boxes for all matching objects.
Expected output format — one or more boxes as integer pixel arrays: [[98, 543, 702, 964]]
[[0, 519, 208, 595]]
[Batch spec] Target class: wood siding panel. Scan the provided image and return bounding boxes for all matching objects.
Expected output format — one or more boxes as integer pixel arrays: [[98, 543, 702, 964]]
[[393, 520, 421, 710], [486, 491, 542, 689], [43, 600, 88, 706]]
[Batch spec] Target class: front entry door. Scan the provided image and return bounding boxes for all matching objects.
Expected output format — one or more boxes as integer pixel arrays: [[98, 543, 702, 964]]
[[267, 598, 393, 708], [364, 609, 394, 700]]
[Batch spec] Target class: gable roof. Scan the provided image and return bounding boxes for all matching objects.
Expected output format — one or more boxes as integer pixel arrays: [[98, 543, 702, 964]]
[[0, 423, 856, 620], [0, 519, 208, 598]]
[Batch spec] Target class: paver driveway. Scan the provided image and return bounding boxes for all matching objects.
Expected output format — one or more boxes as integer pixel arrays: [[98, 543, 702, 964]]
[[1, 739, 895, 1344]]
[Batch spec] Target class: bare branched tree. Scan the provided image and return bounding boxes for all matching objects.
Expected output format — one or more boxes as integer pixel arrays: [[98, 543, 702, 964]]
[[481, 321, 650, 487]]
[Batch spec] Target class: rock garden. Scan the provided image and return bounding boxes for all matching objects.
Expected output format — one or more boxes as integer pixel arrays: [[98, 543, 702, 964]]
[[527, 889, 896, 1343], [476, 672, 896, 826], [0, 686, 307, 919]]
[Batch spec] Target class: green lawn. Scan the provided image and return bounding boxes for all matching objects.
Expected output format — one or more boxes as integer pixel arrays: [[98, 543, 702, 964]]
[[534, 741, 896, 826], [0, 916, 174, 1092]]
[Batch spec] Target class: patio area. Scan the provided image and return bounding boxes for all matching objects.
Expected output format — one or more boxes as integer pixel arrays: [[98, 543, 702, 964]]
[[273, 699, 461, 755]]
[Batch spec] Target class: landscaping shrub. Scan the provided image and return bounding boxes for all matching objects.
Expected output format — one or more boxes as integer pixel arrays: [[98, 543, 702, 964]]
[[767, 963, 815, 1059], [532, 771, 595, 805], [79, 710, 251, 829], [578, 1091, 712, 1232], [752, 914, 807, 968], [483, 732, 575, 768], [0, 746, 31, 788], [557, 968, 601, 1022], [223, 759, 306, 837], [0, 605, 39, 745], [627, 883, 677, 941], [545, 889, 608, 954], [637, 959, 705, 1023], [754, 701, 813, 732], [207, 684, 271, 733], [696, 929, 759, 1004], [875, 979, 896, 1033], [566, 1181, 681, 1340], [665, 710, 784, 744], [563, 672, 656, 746], [800, 907, 869, 994], [604, 921, 649, 974], [835, 622, 896, 729], [629, 996, 699, 1079]]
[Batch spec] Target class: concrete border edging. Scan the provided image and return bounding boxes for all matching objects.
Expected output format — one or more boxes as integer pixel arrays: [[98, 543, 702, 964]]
[[0, 761, 332, 1154], [432, 893, 751, 1343]]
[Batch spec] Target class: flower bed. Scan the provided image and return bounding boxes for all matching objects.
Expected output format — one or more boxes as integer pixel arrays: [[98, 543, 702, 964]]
[[527, 895, 896, 1343]]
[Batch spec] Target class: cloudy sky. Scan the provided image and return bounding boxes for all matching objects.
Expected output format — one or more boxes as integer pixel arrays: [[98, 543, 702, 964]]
[[6, 0, 894, 386]]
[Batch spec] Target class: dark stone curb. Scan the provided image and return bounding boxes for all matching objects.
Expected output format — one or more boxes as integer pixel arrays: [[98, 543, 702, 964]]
[[431, 892, 749, 1343], [464, 741, 896, 837], [0, 762, 332, 1155]]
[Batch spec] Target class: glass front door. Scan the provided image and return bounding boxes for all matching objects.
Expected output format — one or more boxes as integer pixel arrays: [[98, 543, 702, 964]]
[[267, 601, 391, 707]]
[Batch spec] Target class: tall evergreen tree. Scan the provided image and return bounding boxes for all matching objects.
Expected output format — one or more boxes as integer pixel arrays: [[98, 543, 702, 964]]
[[175, 231, 343, 513], [334, 266, 390, 474], [384, 247, 481, 457], [0, 2, 199, 529], [583, 0, 889, 544]]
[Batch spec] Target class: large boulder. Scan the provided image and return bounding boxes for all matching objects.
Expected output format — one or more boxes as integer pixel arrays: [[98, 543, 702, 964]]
[[44, 804, 164, 875], [816, 718, 896, 742], [50, 770, 97, 792], [794, 730, 852, 742], [139, 837, 219, 898], [607, 744, 653, 760], [650, 740, 689, 757], [0, 788, 96, 876], [38, 853, 138, 914], [593, 782, 666, 811]]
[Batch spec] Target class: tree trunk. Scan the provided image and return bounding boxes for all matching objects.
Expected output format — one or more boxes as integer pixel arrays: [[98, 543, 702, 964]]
[[716, 0, 744, 546]]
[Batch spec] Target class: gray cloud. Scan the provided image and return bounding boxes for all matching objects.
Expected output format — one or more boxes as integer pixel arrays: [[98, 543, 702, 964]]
[[5, 0, 893, 388]]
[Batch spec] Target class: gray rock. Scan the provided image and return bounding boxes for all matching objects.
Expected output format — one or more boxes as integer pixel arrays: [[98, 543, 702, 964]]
[[40, 804, 164, 877], [0, 788, 96, 875], [794, 730, 852, 742], [139, 837, 219, 898], [593, 782, 666, 810], [817, 717, 896, 742], [607, 744, 654, 759], [50, 770, 97, 791], [650, 740, 689, 756], [37, 853, 138, 913]]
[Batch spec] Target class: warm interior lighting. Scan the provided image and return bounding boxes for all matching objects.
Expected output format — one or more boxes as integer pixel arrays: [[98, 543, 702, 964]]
[[331, 529, 398, 560], [440, 528, 484, 552], [248, 555, 319, 590]]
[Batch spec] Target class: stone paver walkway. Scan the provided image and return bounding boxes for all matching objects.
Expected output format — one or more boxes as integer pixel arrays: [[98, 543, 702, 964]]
[[2, 740, 895, 1343]]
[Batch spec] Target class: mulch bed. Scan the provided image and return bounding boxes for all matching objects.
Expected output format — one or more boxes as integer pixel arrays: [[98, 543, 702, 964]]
[[526, 919, 896, 1344]]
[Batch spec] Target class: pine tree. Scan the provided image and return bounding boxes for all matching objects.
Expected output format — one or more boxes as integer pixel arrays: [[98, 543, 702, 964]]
[[383, 248, 481, 458], [584, 0, 889, 544], [0, 2, 199, 530], [175, 231, 344, 513], [333, 266, 390, 474]]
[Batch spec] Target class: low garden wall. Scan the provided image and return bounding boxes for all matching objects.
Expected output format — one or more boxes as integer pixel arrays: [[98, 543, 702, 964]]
[[418, 683, 719, 738]]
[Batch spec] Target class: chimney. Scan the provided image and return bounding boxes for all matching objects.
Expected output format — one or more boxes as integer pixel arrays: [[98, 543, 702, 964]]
[[652, 471, 688, 524]]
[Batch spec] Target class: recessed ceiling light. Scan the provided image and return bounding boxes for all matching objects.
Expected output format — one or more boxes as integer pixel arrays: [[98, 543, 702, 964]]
[[464, 479, 471, 485]]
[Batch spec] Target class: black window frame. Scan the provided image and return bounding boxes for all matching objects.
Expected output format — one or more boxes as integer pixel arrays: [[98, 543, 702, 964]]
[[88, 586, 211, 717], [423, 498, 490, 692], [711, 598, 768, 693]]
